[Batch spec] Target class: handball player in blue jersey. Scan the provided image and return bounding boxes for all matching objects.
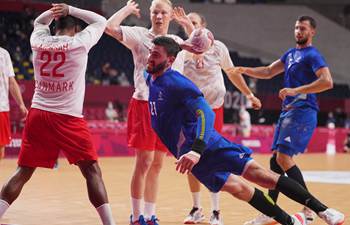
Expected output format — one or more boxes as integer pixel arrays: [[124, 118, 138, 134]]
[[236, 16, 341, 225], [144, 36, 344, 225]]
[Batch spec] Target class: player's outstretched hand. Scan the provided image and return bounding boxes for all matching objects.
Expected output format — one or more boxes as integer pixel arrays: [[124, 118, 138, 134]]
[[247, 95, 262, 110], [51, 3, 69, 19], [175, 151, 200, 174], [279, 87, 297, 100], [172, 7, 189, 26], [126, 0, 141, 18]]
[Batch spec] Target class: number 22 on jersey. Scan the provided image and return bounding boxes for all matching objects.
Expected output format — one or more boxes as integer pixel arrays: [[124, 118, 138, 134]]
[[39, 51, 66, 77]]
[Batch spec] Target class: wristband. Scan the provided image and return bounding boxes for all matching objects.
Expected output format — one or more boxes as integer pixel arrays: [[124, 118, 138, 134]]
[[191, 139, 206, 155]]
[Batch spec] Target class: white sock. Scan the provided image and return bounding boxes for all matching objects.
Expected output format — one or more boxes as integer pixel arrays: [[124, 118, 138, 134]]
[[96, 203, 116, 225], [0, 199, 9, 218], [131, 197, 143, 222], [210, 192, 220, 211], [192, 192, 201, 208], [144, 201, 156, 220]]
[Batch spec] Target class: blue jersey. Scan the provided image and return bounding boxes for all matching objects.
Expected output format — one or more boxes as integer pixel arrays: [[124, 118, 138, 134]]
[[280, 46, 327, 111], [146, 69, 221, 158]]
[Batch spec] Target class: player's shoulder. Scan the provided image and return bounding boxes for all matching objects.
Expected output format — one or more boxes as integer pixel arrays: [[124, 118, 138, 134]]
[[213, 40, 227, 49], [166, 69, 196, 88], [0, 47, 9, 55], [122, 25, 149, 34]]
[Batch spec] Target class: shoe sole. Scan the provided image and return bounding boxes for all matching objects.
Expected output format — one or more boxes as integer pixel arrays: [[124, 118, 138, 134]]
[[335, 217, 345, 225]]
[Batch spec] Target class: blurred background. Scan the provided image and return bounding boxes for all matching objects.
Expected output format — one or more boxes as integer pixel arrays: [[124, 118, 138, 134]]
[[2, 0, 349, 156]]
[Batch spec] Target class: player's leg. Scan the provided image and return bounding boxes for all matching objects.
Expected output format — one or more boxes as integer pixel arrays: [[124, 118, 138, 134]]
[[0, 166, 36, 217], [77, 160, 115, 225], [0, 146, 4, 160], [221, 174, 305, 225], [275, 108, 318, 223], [184, 173, 205, 224], [209, 192, 222, 225], [127, 98, 160, 224], [144, 149, 166, 223], [242, 160, 345, 225]]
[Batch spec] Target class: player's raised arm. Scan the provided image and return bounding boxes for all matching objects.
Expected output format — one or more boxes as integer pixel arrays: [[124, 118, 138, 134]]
[[65, 4, 107, 51], [172, 7, 194, 36], [236, 59, 285, 79], [105, 0, 140, 41]]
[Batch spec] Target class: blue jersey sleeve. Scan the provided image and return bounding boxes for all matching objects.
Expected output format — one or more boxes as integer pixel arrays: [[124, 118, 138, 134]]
[[183, 96, 215, 145], [309, 51, 327, 73]]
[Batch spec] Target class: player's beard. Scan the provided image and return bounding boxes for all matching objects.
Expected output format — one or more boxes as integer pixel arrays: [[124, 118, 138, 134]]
[[146, 61, 167, 74], [296, 37, 308, 45]]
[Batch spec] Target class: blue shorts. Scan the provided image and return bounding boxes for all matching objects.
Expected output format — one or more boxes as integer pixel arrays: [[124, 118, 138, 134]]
[[272, 107, 317, 156], [191, 137, 253, 192]]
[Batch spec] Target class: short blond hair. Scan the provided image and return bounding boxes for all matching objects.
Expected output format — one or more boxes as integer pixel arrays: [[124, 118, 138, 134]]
[[150, 0, 173, 10]]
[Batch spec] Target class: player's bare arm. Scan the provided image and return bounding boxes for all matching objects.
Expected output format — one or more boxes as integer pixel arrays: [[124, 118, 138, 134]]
[[172, 7, 194, 35], [279, 67, 333, 100], [9, 77, 27, 119], [105, 0, 140, 41], [235, 59, 284, 79], [225, 67, 262, 110]]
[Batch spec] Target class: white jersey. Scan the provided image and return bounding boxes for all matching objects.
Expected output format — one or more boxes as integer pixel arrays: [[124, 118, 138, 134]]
[[30, 22, 105, 117], [120, 26, 185, 100], [184, 40, 233, 109], [0, 47, 15, 112]]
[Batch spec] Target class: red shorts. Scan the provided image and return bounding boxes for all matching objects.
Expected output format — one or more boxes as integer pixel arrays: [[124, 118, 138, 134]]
[[0, 112, 11, 146], [18, 108, 97, 168], [213, 105, 224, 133], [127, 98, 167, 152]]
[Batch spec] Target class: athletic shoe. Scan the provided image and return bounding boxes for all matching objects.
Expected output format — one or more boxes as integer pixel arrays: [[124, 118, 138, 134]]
[[301, 207, 316, 224], [243, 214, 277, 225], [130, 215, 147, 225], [292, 212, 307, 225], [210, 210, 223, 225], [318, 208, 345, 225], [183, 207, 205, 224], [146, 215, 159, 225]]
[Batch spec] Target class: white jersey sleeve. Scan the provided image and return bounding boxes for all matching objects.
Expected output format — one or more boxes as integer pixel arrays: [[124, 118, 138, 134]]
[[69, 6, 107, 51], [0, 47, 15, 111], [3, 49, 15, 78], [217, 40, 234, 70]]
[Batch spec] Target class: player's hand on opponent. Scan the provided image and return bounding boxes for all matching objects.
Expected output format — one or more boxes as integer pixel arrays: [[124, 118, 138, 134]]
[[51, 3, 69, 19], [19, 104, 28, 122], [125, 0, 141, 18], [279, 88, 298, 100], [175, 151, 200, 174], [247, 94, 262, 110]]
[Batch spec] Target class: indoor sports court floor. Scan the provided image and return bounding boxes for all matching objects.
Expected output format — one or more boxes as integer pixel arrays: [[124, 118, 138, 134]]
[[0, 153, 349, 225]]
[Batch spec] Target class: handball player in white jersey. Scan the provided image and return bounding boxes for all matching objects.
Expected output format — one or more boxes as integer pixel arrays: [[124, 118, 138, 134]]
[[173, 9, 262, 225], [0, 4, 116, 225], [105, 1, 193, 224], [0, 47, 27, 161]]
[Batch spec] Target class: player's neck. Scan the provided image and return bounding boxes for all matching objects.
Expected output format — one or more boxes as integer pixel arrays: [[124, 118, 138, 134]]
[[150, 26, 168, 36], [296, 40, 312, 49]]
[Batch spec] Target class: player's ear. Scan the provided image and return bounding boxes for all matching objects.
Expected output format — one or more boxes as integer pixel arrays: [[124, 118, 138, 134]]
[[168, 55, 176, 65]]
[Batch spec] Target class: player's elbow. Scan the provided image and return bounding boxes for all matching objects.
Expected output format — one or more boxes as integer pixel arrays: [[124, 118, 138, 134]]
[[322, 76, 333, 90]]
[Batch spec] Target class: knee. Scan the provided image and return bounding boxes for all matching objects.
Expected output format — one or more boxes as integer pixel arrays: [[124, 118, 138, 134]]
[[79, 161, 102, 180], [135, 157, 153, 174], [148, 160, 163, 174], [276, 154, 292, 171]]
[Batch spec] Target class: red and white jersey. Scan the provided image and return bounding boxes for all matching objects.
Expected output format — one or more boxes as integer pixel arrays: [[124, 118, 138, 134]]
[[30, 23, 104, 117], [120, 26, 185, 100], [184, 40, 234, 109], [0, 47, 15, 112]]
